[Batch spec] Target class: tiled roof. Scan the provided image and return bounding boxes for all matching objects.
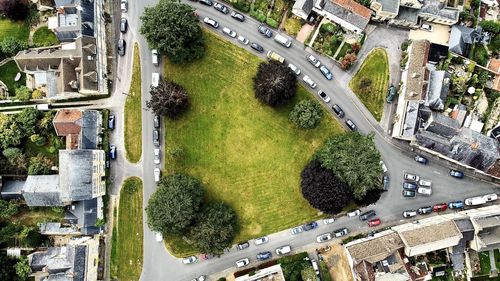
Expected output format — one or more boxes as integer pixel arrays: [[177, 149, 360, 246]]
[[322, 0, 371, 30], [80, 110, 101, 149], [398, 220, 461, 247], [53, 109, 82, 136], [333, 0, 371, 19], [405, 40, 430, 101], [347, 232, 404, 264], [449, 25, 476, 56], [21, 175, 63, 206]]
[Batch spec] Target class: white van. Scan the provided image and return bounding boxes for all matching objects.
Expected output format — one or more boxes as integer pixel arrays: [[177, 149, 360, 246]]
[[465, 196, 486, 206], [275, 245, 291, 255], [152, 72, 160, 87], [152, 49, 159, 65], [274, 33, 292, 48], [311, 259, 319, 275]]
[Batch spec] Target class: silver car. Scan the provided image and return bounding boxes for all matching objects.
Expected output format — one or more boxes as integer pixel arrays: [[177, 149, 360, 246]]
[[302, 75, 317, 89], [291, 226, 303, 235], [154, 148, 160, 164], [254, 236, 269, 245]]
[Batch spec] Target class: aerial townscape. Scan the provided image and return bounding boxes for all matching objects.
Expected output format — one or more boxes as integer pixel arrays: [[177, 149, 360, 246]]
[[1, 0, 500, 280]]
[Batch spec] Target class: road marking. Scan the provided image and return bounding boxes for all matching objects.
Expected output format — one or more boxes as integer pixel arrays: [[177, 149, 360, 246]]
[[433, 171, 441, 175]]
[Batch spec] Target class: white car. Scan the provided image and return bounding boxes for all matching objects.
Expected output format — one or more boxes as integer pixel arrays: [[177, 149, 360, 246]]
[[380, 161, 387, 173], [333, 228, 348, 237], [235, 258, 249, 268], [323, 217, 335, 224], [421, 23, 433, 31], [254, 236, 269, 245], [203, 17, 219, 29], [154, 168, 161, 183], [222, 27, 237, 38], [237, 35, 249, 45], [317, 90, 330, 103], [155, 232, 163, 242], [288, 63, 301, 75], [418, 179, 432, 187], [291, 226, 303, 235], [275, 245, 291, 255], [154, 148, 160, 164], [121, 0, 128, 12], [152, 72, 160, 87], [347, 210, 361, 217], [316, 232, 332, 243], [182, 256, 197, 264], [152, 49, 159, 65], [417, 187, 432, 196], [402, 210, 417, 218], [485, 193, 498, 202], [302, 75, 317, 89], [191, 276, 206, 281], [404, 173, 419, 182], [307, 54, 321, 67]]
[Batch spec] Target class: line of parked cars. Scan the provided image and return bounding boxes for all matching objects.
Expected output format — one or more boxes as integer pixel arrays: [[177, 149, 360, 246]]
[[402, 172, 433, 198]]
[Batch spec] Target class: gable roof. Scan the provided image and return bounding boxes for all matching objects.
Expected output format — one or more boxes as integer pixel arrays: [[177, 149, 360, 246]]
[[321, 0, 371, 30], [22, 175, 63, 206], [293, 0, 314, 19], [346, 232, 404, 264], [397, 220, 462, 248], [425, 70, 450, 111], [405, 40, 430, 100], [53, 109, 83, 136], [65, 198, 100, 235], [449, 25, 477, 56], [58, 150, 95, 202], [80, 110, 100, 149]]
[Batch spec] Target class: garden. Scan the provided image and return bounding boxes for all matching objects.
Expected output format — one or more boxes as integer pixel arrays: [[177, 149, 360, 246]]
[[312, 22, 345, 57], [245, 0, 289, 28]]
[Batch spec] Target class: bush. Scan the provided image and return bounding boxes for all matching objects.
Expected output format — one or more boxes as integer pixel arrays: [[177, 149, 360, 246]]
[[0, 0, 29, 21], [0, 37, 28, 58], [266, 17, 278, 28], [289, 99, 324, 129], [14, 86, 31, 101], [30, 134, 46, 146], [233, 0, 250, 12], [284, 17, 302, 36]]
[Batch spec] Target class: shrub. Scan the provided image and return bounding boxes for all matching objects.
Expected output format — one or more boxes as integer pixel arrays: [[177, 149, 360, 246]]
[[289, 99, 324, 129], [253, 61, 297, 107], [266, 17, 278, 28], [14, 86, 31, 101]]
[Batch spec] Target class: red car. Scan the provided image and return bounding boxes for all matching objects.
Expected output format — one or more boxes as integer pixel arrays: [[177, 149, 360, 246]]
[[433, 203, 447, 212], [367, 218, 381, 227]]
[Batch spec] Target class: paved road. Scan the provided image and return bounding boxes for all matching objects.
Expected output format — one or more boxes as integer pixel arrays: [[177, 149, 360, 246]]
[[111, 1, 500, 280]]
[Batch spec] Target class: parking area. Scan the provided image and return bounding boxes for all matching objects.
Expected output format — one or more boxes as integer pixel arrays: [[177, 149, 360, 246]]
[[409, 22, 451, 46]]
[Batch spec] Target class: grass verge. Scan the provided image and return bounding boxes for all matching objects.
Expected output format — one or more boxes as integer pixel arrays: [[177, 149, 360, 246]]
[[110, 177, 143, 281], [124, 43, 142, 163], [32, 26, 59, 46], [163, 31, 343, 256], [349, 48, 389, 121]]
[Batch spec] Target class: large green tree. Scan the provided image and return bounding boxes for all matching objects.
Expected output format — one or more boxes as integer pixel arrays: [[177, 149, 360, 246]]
[[189, 201, 237, 256], [0, 199, 18, 219], [16, 107, 39, 137], [314, 132, 382, 199], [140, 0, 204, 64], [0, 114, 22, 149], [28, 154, 53, 175], [146, 79, 189, 118], [14, 256, 30, 281], [289, 99, 324, 129], [253, 61, 297, 107], [146, 173, 204, 234]]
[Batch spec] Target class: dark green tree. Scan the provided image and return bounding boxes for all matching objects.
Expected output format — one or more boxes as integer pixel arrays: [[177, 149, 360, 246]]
[[480, 20, 500, 34], [253, 61, 297, 107], [0, 114, 22, 149], [189, 201, 237, 256], [146, 79, 189, 118], [0, 222, 21, 247], [146, 173, 204, 234], [0, 252, 17, 281], [140, 0, 204, 64], [2, 147, 26, 168], [28, 154, 54, 175], [30, 134, 46, 146], [0, 0, 29, 21], [0, 37, 28, 58], [289, 100, 324, 129], [16, 107, 39, 137], [14, 256, 30, 281], [314, 132, 382, 199], [0, 199, 18, 219]]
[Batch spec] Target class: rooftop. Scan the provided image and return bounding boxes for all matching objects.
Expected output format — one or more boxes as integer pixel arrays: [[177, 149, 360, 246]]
[[377, 0, 399, 14], [58, 149, 96, 202], [420, 0, 459, 21], [397, 220, 461, 247], [22, 175, 62, 206], [320, 0, 371, 30], [404, 40, 430, 101], [346, 232, 405, 264], [53, 109, 83, 136], [449, 25, 477, 56]]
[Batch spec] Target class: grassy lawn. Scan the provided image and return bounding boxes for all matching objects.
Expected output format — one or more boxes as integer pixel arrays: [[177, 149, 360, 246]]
[[12, 206, 64, 226], [479, 251, 492, 275], [110, 177, 143, 281], [32, 26, 59, 47], [349, 48, 389, 121], [163, 31, 343, 256], [0, 60, 25, 96], [0, 18, 29, 42], [284, 17, 302, 36], [124, 43, 142, 163]]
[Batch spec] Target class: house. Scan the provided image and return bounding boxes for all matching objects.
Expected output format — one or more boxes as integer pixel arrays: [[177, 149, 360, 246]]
[[469, 211, 500, 252], [53, 109, 103, 150], [425, 70, 450, 111], [235, 264, 285, 281], [312, 0, 372, 34], [49, 0, 96, 42], [449, 25, 479, 57], [29, 236, 99, 281], [292, 0, 314, 20], [370, 0, 400, 21]]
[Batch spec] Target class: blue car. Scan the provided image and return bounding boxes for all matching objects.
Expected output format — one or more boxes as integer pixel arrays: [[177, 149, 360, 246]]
[[319, 65, 333, 80], [256, 251, 272, 261], [448, 201, 464, 209], [303, 221, 319, 231], [109, 145, 116, 160], [450, 170, 464, 179], [403, 181, 417, 190]]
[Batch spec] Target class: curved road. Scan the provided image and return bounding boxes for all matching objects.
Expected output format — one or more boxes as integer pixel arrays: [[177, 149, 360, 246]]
[[112, 1, 500, 280]]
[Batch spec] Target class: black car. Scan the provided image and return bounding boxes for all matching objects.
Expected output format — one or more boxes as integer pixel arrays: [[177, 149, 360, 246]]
[[250, 42, 264, 53], [332, 104, 344, 118], [236, 241, 250, 250], [403, 181, 417, 190], [231, 11, 245, 21], [109, 145, 117, 160], [214, 2, 229, 14], [359, 210, 376, 221], [382, 175, 390, 190], [417, 206, 433, 214], [120, 17, 128, 33], [303, 221, 319, 231], [345, 119, 357, 131], [154, 115, 160, 129], [256, 251, 272, 261], [108, 114, 115, 130], [258, 24, 272, 37], [199, 0, 213, 5], [402, 190, 416, 198], [117, 39, 126, 56], [414, 155, 428, 164], [153, 130, 160, 147]]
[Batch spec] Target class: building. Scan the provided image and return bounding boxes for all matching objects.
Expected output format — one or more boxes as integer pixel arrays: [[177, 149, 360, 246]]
[[29, 236, 99, 281], [313, 0, 372, 34], [370, 0, 401, 21], [235, 264, 285, 281], [469, 211, 500, 252], [292, 0, 314, 20], [53, 109, 103, 150], [448, 25, 479, 57], [49, 0, 95, 42]]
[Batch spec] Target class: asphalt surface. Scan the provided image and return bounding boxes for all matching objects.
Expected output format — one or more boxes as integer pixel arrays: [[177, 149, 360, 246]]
[[112, 1, 500, 280]]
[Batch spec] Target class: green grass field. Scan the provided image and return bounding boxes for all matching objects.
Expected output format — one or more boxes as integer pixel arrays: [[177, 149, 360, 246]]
[[0, 18, 29, 42], [479, 251, 492, 276], [32, 26, 59, 47], [349, 48, 389, 121], [0, 60, 25, 96], [110, 177, 143, 281], [163, 31, 343, 255], [124, 43, 142, 163]]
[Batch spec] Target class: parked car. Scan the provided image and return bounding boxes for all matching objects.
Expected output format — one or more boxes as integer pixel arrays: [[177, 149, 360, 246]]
[[256, 251, 272, 261], [418, 179, 432, 187], [485, 193, 498, 202], [117, 39, 126, 56], [291, 226, 303, 235], [120, 17, 128, 33], [254, 236, 269, 245], [359, 210, 376, 221], [154, 115, 160, 129], [402, 190, 416, 198], [250, 42, 264, 53], [191, 276, 206, 281], [237, 35, 249, 45], [448, 200, 464, 209], [333, 228, 348, 237], [154, 168, 161, 183], [154, 148, 160, 164], [332, 104, 345, 118], [152, 72, 160, 87], [417, 187, 432, 196], [303, 221, 319, 231], [380, 161, 388, 173], [235, 258, 249, 268], [414, 155, 428, 164], [231, 11, 245, 21], [288, 64, 301, 75], [323, 218, 335, 224], [182, 256, 197, 264], [421, 23, 433, 31], [237, 241, 250, 250], [403, 182, 417, 190], [386, 85, 396, 103], [316, 232, 332, 243], [151, 49, 159, 65], [383, 175, 390, 190], [317, 90, 331, 102], [121, 0, 128, 12], [319, 65, 333, 80], [109, 145, 117, 160], [465, 196, 487, 206], [199, 0, 213, 5], [213, 2, 229, 14], [275, 245, 291, 255], [450, 170, 464, 179], [433, 203, 447, 212], [311, 259, 320, 275], [307, 54, 321, 67], [417, 206, 433, 214], [302, 75, 317, 89], [345, 119, 357, 131], [258, 24, 272, 37], [347, 209, 361, 217], [155, 232, 163, 242], [222, 27, 236, 38], [402, 210, 417, 218], [153, 130, 160, 146], [367, 218, 381, 227], [404, 173, 419, 182], [108, 114, 115, 130], [203, 17, 219, 28]]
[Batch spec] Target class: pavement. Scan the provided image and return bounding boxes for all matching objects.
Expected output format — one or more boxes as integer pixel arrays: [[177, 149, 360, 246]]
[[98, 1, 500, 280]]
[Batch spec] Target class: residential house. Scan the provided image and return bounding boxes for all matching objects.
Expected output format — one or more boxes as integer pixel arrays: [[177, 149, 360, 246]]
[[449, 25, 479, 57], [425, 70, 450, 111], [53, 109, 103, 150], [235, 264, 285, 281], [292, 0, 314, 20], [49, 0, 96, 42], [370, 0, 401, 21], [469, 211, 500, 252], [29, 236, 99, 281]]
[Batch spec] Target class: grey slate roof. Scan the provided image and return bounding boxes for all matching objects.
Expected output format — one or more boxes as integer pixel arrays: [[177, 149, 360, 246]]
[[54, 0, 95, 42], [321, 0, 370, 30], [65, 199, 100, 235], [59, 150, 94, 202], [393, 6, 419, 25], [0, 180, 25, 200], [420, 0, 459, 21], [378, 0, 399, 13], [29, 242, 87, 281], [293, 0, 314, 17], [425, 70, 450, 111], [424, 112, 460, 139], [81, 110, 100, 149], [21, 175, 63, 206], [449, 25, 476, 56]]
